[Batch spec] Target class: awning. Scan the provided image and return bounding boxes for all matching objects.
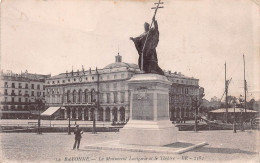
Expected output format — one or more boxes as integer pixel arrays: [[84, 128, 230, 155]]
[[210, 108, 258, 113], [41, 107, 60, 116]]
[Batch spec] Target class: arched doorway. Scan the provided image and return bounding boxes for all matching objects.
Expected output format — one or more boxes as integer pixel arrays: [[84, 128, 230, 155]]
[[90, 108, 94, 121], [84, 108, 88, 120], [105, 107, 110, 121], [112, 107, 117, 122], [119, 107, 125, 122], [98, 107, 103, 121]]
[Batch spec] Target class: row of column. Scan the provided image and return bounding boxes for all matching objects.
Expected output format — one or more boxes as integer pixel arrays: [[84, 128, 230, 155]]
[[64, 107, 128, 122]]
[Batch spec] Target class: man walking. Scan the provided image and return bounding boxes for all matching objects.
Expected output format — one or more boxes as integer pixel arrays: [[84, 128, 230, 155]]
[[73, 125, 83, 150]]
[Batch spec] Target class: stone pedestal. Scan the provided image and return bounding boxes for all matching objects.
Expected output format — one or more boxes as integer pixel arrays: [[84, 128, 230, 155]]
[[120, 73, 177, 146]]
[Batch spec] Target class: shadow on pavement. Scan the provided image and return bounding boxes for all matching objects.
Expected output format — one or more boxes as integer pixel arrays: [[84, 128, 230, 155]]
[[164, 142, 195, 148]]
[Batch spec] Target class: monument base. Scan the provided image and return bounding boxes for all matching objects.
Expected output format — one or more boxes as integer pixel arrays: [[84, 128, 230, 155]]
[[120, 73, 177, 146], [120, 120, 178, 146]]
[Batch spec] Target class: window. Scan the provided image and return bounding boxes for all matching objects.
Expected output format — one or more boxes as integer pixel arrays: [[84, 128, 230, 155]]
[[72, 90, 76, 103], [37, 85, 40, 90], [86, 77, 88, 80], [47, 81, 50, 84], [113, 83, 117, 89], [52, 89, 55, 94], [99, 94, 103, 103], [113, 92, 117, 103], [114, 74, 117, 79], [63, 80, 65, 83], [120, 92, 125, 103], [52, 81, 55, 84], [121, 74, 125, 78], [78, 90, 82, 103], [4, 97, 7, 102], [92, 76, 94, 80], [19, 83, 22, 88], [74, 78, 76, 81], [4, 82, 8, 87], [12, 83, 15, 88], [25, 84, 28, 89], [11, 90, 15, 95], [12, 97, 14, 102], [19, 98, 21, 102], [68, 79, 70, 82], [107, 93, 110, 103], [4, 89, 7, 95], [107, 75, 109, 79], [18, 90, 22, 96], [84, 90, 88, 103], [25, 90, 28, 95], [106, 83, 110, 89], [25, 98, 28, 102], [57, 81, 60, 84], [31, 84, 34, 89], [31, 91, 34, 96], [43, 92, 45, 97]]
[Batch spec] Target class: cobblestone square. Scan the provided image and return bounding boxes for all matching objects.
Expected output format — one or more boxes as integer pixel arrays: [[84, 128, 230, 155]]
[[0, 130, 259, 163]]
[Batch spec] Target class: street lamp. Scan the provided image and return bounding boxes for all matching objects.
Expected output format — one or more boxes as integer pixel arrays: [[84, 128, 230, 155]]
[[35, 97, 43, 134], [67, 100, 71, 135], [91, 92, 96, 134]]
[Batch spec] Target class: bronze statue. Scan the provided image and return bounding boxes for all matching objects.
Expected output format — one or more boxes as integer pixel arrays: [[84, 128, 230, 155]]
[[130, 16, 164, 75]]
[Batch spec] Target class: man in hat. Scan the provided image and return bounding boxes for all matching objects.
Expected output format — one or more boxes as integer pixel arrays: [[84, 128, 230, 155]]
[[73, 125, 84, 150]]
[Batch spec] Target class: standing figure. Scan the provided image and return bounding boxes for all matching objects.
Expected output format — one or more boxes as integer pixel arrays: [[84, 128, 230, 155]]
[[130, 16, 164, 75], [73, 125, 83, 150]]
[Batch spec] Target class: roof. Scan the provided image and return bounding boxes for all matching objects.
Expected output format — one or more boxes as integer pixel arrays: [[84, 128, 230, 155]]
[[104, 62, 139, 69], [210, 108, 258, 113]]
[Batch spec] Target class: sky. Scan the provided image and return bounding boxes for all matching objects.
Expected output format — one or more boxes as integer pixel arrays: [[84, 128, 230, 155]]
[[1, 0, 259, 100]]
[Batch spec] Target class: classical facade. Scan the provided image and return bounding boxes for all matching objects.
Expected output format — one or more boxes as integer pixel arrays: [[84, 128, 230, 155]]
[[45, 54, 201, 122], [45, 54, 138, 122], [0, 70, 50, 119]]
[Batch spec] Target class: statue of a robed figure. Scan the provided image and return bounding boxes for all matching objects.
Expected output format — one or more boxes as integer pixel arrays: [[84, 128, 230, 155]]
[[130, 16, 164, 75]]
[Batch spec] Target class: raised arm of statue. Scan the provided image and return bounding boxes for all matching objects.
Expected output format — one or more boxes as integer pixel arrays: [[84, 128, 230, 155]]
[[154, 20, 158, 30]]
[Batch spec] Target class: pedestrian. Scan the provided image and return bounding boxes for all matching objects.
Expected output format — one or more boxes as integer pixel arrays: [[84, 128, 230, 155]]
[[73, 125, 83, 150]]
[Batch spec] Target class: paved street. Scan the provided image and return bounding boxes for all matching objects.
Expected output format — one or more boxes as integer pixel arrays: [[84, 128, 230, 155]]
[[0, 130, 259, 163]]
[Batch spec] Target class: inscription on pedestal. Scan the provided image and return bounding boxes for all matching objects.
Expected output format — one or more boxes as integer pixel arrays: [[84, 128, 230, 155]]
[[157, 94, 168, 120], [132, 93, 153, 120]]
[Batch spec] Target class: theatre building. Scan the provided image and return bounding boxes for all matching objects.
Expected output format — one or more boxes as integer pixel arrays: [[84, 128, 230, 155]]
[[45, 54, 201, 122], [45, 54, 138, 122]]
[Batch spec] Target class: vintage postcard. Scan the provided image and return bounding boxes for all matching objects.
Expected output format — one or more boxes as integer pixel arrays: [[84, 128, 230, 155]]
[[0, 0, 259, 162]]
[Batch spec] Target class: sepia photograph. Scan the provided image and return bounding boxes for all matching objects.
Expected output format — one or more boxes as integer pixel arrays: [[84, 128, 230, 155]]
[[0, 0, 259, 162]]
